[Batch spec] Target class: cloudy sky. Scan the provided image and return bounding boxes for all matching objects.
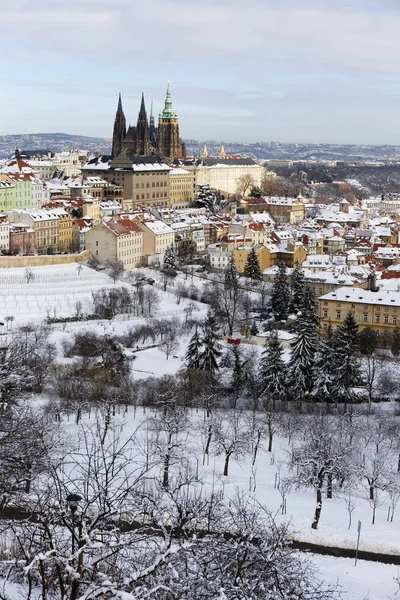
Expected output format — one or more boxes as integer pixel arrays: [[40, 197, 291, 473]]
[[1, 0, 400, 144]]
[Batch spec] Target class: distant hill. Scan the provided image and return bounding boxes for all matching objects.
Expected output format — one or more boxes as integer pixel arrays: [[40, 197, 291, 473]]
[[0, 133, 111, 158]]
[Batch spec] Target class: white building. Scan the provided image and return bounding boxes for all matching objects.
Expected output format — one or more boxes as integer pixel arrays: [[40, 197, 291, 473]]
[[186, 157, 264, 197], [207, 243, 232, 270]]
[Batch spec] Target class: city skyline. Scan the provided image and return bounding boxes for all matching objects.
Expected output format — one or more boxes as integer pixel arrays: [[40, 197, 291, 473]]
[[1, 0, 400, 145]]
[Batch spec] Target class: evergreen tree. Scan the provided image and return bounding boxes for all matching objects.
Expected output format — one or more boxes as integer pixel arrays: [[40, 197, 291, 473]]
[[288, 287, 319, 399], [259, 330, 287, 408], [243, 248, 262, 281], [185, 325, 202, 371], [220, 256, 243, 336], [291, 266, 305, 313], [162, 246, 177, 275], [270, 261, 291, 321], [250, 320, 259, 337], [331, 311, 361, 405], [198, 311, 223, 380], [392, 326, 400, 358], [230, 345, 245, 407], [224, 255, 239, 289], [314, 323, 336, 401]]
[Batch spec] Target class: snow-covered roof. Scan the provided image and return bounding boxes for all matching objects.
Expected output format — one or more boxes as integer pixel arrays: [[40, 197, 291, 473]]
[[169, 167, 191, 175], [141, 220, 174, 235], [319, 287, 400, 306]]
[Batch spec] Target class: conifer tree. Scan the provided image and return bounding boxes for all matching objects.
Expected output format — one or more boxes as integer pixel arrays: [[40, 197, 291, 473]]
[[288, 287, 319, 399], [224, 255, 239, 289], [259, 330, 287, 408], [244, 248, 262, 280], [198, 311, 223, 380], [220, 255, 243, 336], [162, 246, 177, 275], [250, 320, 259, 337], [291, 265, 305, 313], [331, 311, 361, 404], [392, 326, 400, 358], [270, 261, 291, 321], [230, 345, 246, 406], [314, 323, 336, 401], [185, 325, 202, 371]]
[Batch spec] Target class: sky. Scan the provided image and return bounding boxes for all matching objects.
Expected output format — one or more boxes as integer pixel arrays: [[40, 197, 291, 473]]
[[1, 0, 400, 144]]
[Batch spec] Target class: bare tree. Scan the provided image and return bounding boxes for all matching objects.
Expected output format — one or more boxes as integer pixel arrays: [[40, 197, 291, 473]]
[[291, 416, 350, 529], [213, 412, 250, 476], [24, 267, 35, 284], [159, 333, 179, 360], [105, 258, 124, 283], [236, 174, 255, 197]]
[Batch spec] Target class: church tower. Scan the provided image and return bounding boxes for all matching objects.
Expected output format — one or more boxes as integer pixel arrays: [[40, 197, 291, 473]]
[[149, 100, 158, 151], [218, 143, 226, 158], [111, 93, 126, 158], [135, 93, 151, 155], [158, 82, 185, 160]]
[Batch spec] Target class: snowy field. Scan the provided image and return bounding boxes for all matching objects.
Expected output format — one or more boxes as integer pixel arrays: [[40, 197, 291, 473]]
[[0, 264, 129, 324], [311, 554, 399, 600], [1, 263, 400, 598], [44, 405, 400, 599], [0, 264, 207, 329]]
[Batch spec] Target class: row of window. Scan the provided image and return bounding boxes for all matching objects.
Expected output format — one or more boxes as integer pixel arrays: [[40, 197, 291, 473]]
[[325, 309, 398, 325], [135, 182, 168, 188], [135, 192, 168, 200]]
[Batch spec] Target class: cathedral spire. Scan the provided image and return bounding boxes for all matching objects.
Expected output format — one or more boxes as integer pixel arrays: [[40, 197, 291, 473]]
[[139, 92, 146, 118], [112, 93, 126, 158], [136, 93, 151, 155], [150, 99, 155, 128], [161, 80, 177, 118], [117, 92, 123, 113]]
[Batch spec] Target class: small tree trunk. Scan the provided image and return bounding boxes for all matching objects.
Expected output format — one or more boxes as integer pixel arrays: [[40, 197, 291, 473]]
[[252, 429, 261, 466], [204, 425, 212, 457], [223, 452, 231, 477], [327, 473, 333, 499], [311, 472, 324, 530], [163, 453, 170, 489], [370, 484, 374, 501]]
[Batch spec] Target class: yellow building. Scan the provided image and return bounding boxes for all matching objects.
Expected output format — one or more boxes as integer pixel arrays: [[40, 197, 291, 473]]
[[83, 198, 102, 221], [266, 197, 305, 224], [7, 209, 61, 254], [56, 211, 73, 252], [318, 287, 400, 333], [233, 245, 272, 273], [138, 220, 175, 264], [169, 167, 195, 208]]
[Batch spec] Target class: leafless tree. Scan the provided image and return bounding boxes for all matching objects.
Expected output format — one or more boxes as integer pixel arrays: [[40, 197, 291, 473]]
[[24, 267, 35, 284], [236, 174, 255, 197], [159, 333, 179, 360], [213, 411, 250, 476], [291, 416, 350, 529], [105, 258, 124, 283]]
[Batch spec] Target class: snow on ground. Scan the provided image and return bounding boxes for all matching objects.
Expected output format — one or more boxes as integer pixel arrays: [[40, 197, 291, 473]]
[[310, 553, 399, 600], [53, 406, 400, 599], [0, 263, 128, 324]]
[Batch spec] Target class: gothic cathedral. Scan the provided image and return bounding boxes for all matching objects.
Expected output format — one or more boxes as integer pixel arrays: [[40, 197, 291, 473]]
[[111, 83, 186, 161]]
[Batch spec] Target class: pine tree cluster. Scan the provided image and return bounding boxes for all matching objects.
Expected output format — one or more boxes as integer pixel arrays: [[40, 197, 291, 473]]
[[185, 311, 223, 380]]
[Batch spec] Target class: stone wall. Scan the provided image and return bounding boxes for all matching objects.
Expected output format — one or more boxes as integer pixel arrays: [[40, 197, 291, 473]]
[[0, 251, 89, 269]]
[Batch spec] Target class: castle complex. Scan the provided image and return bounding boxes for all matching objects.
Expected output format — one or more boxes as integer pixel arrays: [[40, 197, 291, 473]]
[[111, 83, 186, 161]]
